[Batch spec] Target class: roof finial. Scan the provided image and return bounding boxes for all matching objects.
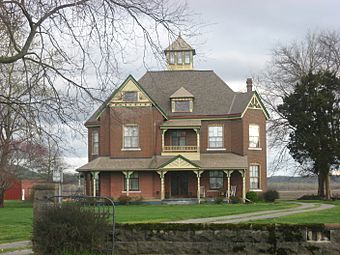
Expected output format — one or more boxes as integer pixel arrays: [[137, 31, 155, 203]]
[[179, 32, 182, 37]]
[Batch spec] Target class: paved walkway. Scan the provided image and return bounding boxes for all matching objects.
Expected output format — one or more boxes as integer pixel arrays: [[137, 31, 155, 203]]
[[0, 241, 32, 255], [170, 202, 335, 224]]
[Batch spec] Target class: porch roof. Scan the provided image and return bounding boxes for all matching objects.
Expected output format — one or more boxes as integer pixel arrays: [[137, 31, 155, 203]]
[[77, 153, 247, 172], [160, 119, 201, 129]]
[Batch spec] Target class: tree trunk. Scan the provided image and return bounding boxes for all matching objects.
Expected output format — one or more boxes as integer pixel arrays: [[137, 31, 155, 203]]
[[325, 174, 331, 200], [318, 173, 325, 197], [0, 190, 4, 208]]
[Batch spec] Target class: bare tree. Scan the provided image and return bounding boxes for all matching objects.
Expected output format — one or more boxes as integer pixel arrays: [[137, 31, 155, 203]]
[[0, 0, 195, 207], [259, 30, 340, 189]]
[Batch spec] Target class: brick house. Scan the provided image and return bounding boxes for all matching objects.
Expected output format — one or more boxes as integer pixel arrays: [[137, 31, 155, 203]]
[[78, 36, 269, 202]]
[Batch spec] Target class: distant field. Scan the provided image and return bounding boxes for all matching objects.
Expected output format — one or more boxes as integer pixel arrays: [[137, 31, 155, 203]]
[[268, 176, 340, 200]]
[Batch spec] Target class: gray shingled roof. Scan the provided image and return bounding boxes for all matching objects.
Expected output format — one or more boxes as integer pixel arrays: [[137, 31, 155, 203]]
[[77, 153, 248, 172], [85, 70, 258, 126], [164, 35, 196, 54], [138, 70, 254, 117]]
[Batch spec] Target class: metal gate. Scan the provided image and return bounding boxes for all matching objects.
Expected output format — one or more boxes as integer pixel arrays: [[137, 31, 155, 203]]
[[47, 195, 115, 254]]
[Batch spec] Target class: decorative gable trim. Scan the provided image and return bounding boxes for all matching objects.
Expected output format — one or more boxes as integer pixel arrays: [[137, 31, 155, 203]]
[[94, 75, 167, 121], [241, 92, 270, 119], [159, 155, 200, 169]]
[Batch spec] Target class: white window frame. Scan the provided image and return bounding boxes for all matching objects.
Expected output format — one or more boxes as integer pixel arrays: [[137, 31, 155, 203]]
[[172, 99, 193, 112], [92, 129, 99, 155], [169, 52, 175, 64], [208, 125, 224, 149], [122, 125, 140, 150], [249, 165, 260, 190], [249, 124, 260, 149], [184, 51, 191, 64], [177, 51, 183, 64], [124, 172, 140, 191], [209, 171, 224, 190]]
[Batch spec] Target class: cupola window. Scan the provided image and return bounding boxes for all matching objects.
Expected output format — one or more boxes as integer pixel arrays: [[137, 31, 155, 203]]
[[177, 52, 183, 64], [184, 52, 191, 64]]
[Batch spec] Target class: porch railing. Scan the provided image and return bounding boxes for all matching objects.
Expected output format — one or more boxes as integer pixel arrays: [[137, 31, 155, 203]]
[[163, 146, 198, 152]]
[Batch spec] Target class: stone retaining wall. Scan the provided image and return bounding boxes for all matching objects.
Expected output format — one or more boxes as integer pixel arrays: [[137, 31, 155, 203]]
[[115, 223, 340, 255]]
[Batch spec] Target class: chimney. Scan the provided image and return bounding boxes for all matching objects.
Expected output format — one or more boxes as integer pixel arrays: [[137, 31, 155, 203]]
[[246, 78, 253, 92]]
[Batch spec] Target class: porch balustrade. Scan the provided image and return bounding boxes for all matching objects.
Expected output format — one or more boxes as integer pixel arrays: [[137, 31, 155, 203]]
[[163, 145, 198, 152]]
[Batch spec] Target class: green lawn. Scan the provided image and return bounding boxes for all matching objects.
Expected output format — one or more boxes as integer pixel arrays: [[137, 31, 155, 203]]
[[114, 202, 298, 223], [249, 200, 340, 224], [1, 200, 339, 244], [0, 201, 33, 244]]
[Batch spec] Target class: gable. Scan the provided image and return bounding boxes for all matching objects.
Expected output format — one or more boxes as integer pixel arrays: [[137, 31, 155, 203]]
[[241, 92, 270, 119], [110, 77, 151, 106], [159, 155, 199, 169]]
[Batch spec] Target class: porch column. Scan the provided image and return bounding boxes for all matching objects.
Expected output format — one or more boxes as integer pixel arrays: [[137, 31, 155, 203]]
[[161, 129, 166, 151], [123, 171, 133, 196], [194, 128, 200, 152], [242, 170, 246, 203], [92, 171, 99, 197], [194, 170, 203, 204], [156, 171, 167, 200], [224, 170, 231, 202]]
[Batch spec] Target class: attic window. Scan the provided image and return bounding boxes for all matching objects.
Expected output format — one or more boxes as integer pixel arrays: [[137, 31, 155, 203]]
[[123, 91, 138, 102], [172, 99, 193, 112]]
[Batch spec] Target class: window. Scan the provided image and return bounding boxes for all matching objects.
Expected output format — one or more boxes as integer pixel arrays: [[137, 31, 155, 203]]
[[169, 52, 175, 64], [124, 172, 139, 191], [123, 91, 138, 102], [208, 126, 223, 148], [177, 52, 183, 64], [174, 100, 190, 112], [209, 171, 224, 190], [123, 125, 139, 148], [249, 124, 260, 148], [184, 52, 190, 64], [171, 131, 186, 146], [92, 130, 99, 155], [249, 165, 260, 190]]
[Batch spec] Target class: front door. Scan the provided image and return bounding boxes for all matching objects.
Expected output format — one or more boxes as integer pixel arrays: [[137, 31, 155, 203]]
[[171, 172, 189, 197]]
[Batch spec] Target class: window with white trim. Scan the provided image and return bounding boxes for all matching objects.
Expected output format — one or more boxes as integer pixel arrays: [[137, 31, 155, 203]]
[[249, 165, 260, 190], [124, 172, 139, 191], [123, 125, 139, 148], [92, 130, 99, 155], [209, 171, 224, 190], [184, 52, 191, 64], [169, 52, 175, 64], [249, 124, 260, 148], [208, 126, 223, 148], [177, 52, 183, 64]]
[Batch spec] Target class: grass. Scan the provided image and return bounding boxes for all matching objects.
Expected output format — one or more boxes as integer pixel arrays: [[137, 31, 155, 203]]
[[1, 199, 339, 244], [114, 202, 297, 223], [249, 200, 340, 224], [0, 201, 33, 244]]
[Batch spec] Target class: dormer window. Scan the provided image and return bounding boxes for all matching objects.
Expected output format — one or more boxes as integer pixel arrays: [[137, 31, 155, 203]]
[[123, 91, 138, 102], [173, 99, 191, 112], [170, 87, 194, 113]]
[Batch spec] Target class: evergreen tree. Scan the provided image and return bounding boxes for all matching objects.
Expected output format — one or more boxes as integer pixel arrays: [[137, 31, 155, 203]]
[[278, 71, 340, 198]]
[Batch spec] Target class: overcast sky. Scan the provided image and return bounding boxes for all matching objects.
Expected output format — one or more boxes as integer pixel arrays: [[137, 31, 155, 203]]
[[64, 0, 340, 175]]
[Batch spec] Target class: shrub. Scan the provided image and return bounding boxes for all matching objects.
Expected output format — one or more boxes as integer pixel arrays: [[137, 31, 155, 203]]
[[298, 194, 324, 200], [214, 196, 224, 204], [230, 196, 242, 204], [132, 196, 144, 202], [263, 190, 279, 202], [118, 195, 132, 205], [33, 204, 111, 255], [246, 191, 258, 202]]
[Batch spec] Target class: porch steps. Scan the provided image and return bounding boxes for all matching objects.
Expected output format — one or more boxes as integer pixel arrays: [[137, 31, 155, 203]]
[[162, 198, 198, 205]]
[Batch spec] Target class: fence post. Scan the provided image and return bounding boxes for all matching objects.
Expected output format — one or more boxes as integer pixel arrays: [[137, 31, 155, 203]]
[[32, 183, 58, 220]]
